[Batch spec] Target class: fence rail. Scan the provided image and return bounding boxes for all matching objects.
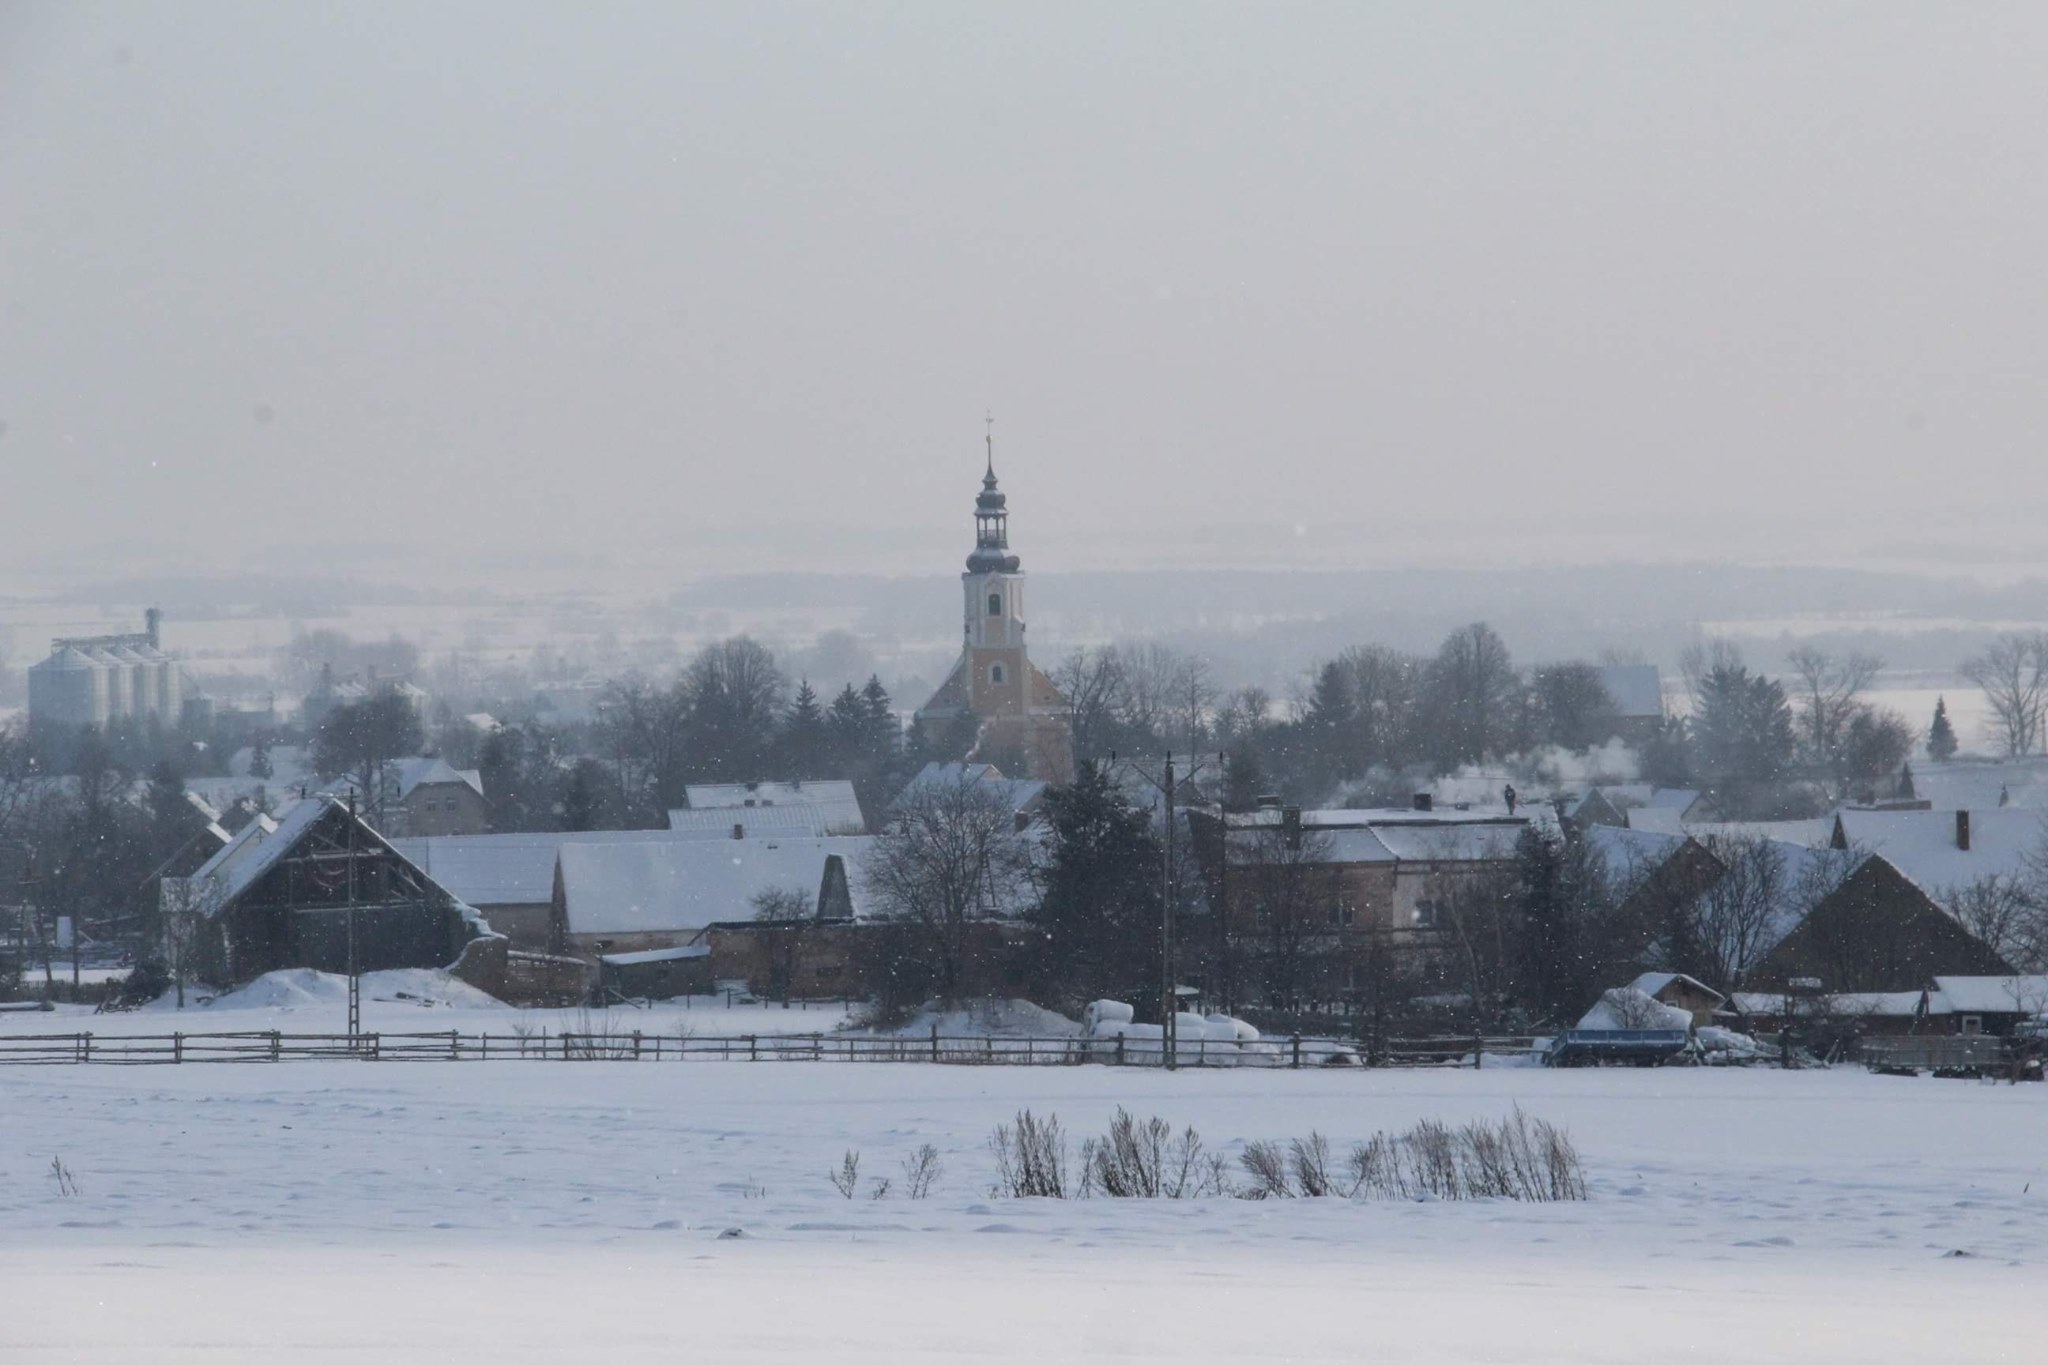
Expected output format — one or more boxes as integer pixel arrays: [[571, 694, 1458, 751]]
[[0, 1028, 1533, 1069]]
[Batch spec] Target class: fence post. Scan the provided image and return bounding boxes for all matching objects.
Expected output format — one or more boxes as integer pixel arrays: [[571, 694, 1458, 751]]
[[451, 1030, 460, 1060], [1290, 1034, 1302, 1070], [748, 1034, 757, 1063], [271, 1030, 282, 1062], [632, 1030, 643, 1060], [930, 1023, 939, 1063], [173, 1032, 183, 1064], [1115, 1034, 1126, 1067], [80, 1032, 91, 1063], [1473, 1033, 1484, 1070]]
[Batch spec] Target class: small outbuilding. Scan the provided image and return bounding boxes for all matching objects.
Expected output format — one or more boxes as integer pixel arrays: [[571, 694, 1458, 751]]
[[1626, 971, 1726, 1028]]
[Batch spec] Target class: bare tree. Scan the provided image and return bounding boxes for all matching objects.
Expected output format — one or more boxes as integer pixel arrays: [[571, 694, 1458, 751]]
[[1961, 633, 2048, 757], [1433, 864, 1521, 1031], [1944, 874, 2047, 973], [1053, 647, 1129, 761], [1785, 646, 1884, 793], [862, 774, 1030, 1000], [750, 885, 817, 1002], [1679, 834, 1791, 991], [1234, 824, 1344, 1011]]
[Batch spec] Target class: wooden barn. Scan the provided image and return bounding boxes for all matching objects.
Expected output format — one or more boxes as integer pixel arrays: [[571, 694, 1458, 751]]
[[161, 796, 497, 988]]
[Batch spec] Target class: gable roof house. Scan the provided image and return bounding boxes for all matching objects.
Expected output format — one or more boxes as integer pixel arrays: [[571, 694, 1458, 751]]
[[386, 830, 691, 952], [1596, 662, 1665, 732], [376, 758, 488, 838], [667, 779, 868, 839], [160, 795, 497, 989], [551, 836, 876, 958], [1744, 852, 2013, 994]]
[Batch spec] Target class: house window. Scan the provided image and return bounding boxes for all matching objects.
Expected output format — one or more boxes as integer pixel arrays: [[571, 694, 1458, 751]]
[[988, 593, 1002, 616], [1328, 902, 1348, 928], [1960, 1015, 1983, 1035], [990, 664, 1006, 685], [1413, 899, 1438, 929]]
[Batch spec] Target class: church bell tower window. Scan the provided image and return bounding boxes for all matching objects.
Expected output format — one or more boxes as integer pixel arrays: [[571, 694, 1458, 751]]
[[988, 593, 1002, 617]]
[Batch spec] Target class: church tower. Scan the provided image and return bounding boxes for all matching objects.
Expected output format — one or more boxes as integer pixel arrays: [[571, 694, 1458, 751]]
[[915, 426, 1074, 781]]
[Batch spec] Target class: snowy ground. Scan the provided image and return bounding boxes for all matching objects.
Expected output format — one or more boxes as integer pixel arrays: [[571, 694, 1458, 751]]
[[2, 1061, 2041, 1363]]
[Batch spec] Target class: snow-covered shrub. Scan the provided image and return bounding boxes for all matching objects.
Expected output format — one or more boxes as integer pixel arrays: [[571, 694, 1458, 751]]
[[829, 1150, 860, 1199], [900, 1144, 942, 1200], [1080, 1108, 1228, 1199], [990, 1110, 1069, 1199]]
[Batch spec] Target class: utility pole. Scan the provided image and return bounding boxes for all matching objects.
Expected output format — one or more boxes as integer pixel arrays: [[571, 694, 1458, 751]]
[[346, 795, 361, 1045], [1120, 751, 1213, 1072], [1161, 753, 1176, 1071]]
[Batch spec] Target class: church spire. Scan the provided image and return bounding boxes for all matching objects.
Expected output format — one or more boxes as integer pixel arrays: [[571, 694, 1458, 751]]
[[967, 418, 1020, 574]]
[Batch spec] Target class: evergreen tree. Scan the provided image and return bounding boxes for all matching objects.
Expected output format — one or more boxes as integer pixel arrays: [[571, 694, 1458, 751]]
[[1927, 696, 1959, 762], [1028, 762, 1164, 1012], [1690, 664, 1796, 815], [1511, 826, 1618, 1025], [858, 676, 898, 762], [827, 684, 867, 769], [781, 680, 830, 779], [248, 735, 273, 780]]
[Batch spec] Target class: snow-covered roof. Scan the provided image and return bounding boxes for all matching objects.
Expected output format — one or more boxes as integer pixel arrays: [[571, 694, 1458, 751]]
[[556, 836, 878, 936], [1833, 809, 2045, 899], [1225, 826, 1396, 864], [178, 799, 341, 911], [1667, 817, 1837, 847], [1584, 824, 1692, 883], [1629, 971, 1724, 1005], [669, 783, 865, 836], [1909, 759, 2048, 812], [1640, 788, 1702, 811], [685, 779, 860, 810], [387, 830, 684, 907], [894, 762, 1046, 816], [1928, 975, 2048, 1014], [599, 944, 710, 966], [1597, 664, 1665, 719], [1577, 987, 1691, 1031], [389, 756, 483, 800], [1234, 806, 1534, 829], [1730, 989, 1947, 1018], [1371, 822, 1526, 864], [667, 804, 867, 838]]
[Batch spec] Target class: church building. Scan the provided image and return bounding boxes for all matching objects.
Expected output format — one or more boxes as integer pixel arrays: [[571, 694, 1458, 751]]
[[914, 434, 1075, 783]]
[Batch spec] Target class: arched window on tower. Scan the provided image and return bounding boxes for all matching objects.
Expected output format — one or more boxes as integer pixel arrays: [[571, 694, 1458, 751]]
[[990, 664, 1006, 686], [988, 593, 1002, 617]]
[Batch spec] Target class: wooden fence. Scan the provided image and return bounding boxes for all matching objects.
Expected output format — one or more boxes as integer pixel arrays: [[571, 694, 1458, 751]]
[[0, 1029, 1538, 1068]]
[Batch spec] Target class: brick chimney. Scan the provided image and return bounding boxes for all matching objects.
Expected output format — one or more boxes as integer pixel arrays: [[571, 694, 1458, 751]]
[[1955, 809, 1971, 852]]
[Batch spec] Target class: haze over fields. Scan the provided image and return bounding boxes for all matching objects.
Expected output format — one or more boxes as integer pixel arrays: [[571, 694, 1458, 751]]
[[6, 4, 2048, 585]]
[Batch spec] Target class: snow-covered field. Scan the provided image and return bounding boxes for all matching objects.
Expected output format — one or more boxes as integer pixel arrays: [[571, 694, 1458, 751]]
[[2, 1059, 2041, 1363]]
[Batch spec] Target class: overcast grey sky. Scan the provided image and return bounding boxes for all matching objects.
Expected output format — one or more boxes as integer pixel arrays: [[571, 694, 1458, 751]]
[[4, 3, 2045, 579]]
